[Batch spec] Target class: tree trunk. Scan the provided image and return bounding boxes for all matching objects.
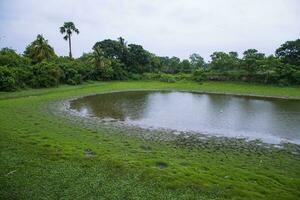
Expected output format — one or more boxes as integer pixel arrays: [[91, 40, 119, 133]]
[[68, 34, 72, 58]]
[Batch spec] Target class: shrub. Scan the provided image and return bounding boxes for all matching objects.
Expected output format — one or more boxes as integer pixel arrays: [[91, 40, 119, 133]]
[[159, 74, 176, 83], [142, 73, 177, 82], [0, 48, 30, 68], [142, 73, 161, 80], [111, 61, 128, 80], [29, 62, 62, 88], [0, 66, 17, 91], [192, 69, 207, 82], [128, 73, 143, 80], [59, 64, 82, 85], [174, 73, 192, 81]]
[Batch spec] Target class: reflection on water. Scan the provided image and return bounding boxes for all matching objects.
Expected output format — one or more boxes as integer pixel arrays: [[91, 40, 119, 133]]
[[70, 91, 300, 144]]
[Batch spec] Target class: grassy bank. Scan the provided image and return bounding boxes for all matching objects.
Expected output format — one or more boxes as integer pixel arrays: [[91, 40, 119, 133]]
[[0, 81, 299, 200]]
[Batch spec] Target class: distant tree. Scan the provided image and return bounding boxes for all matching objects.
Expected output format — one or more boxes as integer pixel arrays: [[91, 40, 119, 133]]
[[228, 51, 238, 59], [158, 56, 181, 74], [241, 49, 265, 75], [189, 53, 205, 69], [91, 46, 107, 69], [180, 59, 192, 73], [93, 39, 125, 61], [60, 22, 79, 58], [149, 54, 162, 72], [256, 55, 280, 83], [127, 44, 151, 73], [89, 45, 114, 80], [117, 37, 129, 64], [0, 48, 30, 67], [275, 39, 300, 67], [24, 34, 56, 64], [209, 51, 239, 72]]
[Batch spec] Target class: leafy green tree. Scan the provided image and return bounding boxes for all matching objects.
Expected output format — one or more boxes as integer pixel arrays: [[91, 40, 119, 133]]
[[256, 56, 280, 83], [93, 39, 126, 62], [60, 22, 79, 58], [127, 44, 151, 73], [149, 54, 162, 72], [209, 51, 240, 72], [180, 59, 192, 73], [241, 49, 265, 75], [24, 34, 56, 64], [275, 39, 300, 67], [159, 56, 181, 74], [189, 53, 205, 69]]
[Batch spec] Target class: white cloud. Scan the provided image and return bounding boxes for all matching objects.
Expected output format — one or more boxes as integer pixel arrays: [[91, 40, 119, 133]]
[[0, 0, 299, 60]]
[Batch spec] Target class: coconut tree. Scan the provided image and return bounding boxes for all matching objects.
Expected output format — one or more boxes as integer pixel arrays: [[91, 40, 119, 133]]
[[60, 22, 79, 58], [24, 34, 56, 64], [118, 37, 127, 47]]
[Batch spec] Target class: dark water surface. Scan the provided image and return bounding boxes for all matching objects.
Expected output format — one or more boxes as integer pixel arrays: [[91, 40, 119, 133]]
[[70, 91, 300, 144]]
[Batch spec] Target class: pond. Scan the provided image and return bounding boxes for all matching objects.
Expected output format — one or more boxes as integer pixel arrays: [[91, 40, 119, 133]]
[[69, 91, 300, 144]]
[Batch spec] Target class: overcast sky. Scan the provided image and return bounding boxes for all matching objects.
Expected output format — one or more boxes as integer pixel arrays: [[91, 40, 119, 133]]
[[0, 0, 299, 61]]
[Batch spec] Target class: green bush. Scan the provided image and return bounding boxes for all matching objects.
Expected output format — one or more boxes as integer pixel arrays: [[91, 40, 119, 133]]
[[128, 73, 143, 80], [174, 73, 192, 81], [59, 64, 82, 85], [159, 74, 176, 83], [192, 69, 207, 82], [111, 61, 128, 80], [142, 73, 177, 82], [142, 73, 162, 80], [0, 48, 30, 68], [0, 66, 17, 91], [29, 62, 62, 88]]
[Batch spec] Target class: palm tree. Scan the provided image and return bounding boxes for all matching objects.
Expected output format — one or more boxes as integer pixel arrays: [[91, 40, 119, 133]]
[[60, 22, 79, 58], [24, 34, 56, 63], [118, 37, 127, 47], [90, 46, 108, 68]]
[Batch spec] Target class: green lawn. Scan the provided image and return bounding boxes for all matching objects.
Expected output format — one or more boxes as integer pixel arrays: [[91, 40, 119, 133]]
[[1, 81, 299, 200]]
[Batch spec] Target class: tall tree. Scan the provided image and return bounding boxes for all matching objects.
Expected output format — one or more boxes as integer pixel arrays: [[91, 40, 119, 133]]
[[24, 34, 56, 64], [275, 39, 300, 67], [127, 44, 151, 73], [60, 22, 79, 58], [93, 39, 124, 61]]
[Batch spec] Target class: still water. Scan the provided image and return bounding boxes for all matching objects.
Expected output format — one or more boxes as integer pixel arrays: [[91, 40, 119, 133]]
[[70, 91, 300, 144]]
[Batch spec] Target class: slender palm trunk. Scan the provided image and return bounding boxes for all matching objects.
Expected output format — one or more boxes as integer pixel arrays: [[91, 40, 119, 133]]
[[68, 33, 72, 58]]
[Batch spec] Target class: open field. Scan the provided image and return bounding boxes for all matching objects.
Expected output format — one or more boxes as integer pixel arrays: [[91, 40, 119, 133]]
[[1, 81, 300, 200]]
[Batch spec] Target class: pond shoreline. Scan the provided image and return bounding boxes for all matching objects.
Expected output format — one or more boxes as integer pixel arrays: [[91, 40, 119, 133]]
[[48, 92, 300, 151], [61, 88, 300, 102]]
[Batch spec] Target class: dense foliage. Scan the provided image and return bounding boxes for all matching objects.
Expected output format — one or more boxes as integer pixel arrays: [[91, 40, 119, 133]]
[[0, 35, 299, 91]]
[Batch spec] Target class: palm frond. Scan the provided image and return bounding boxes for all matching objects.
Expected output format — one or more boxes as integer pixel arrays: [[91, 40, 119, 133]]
[[60, 27, 66, 34]]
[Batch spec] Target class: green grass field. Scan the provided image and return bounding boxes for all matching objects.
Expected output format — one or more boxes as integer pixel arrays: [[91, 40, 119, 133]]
[[1, 81, 300, 200]]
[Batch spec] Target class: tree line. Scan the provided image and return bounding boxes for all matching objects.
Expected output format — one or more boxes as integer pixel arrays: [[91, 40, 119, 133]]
[[0, 22, 299, 91]]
